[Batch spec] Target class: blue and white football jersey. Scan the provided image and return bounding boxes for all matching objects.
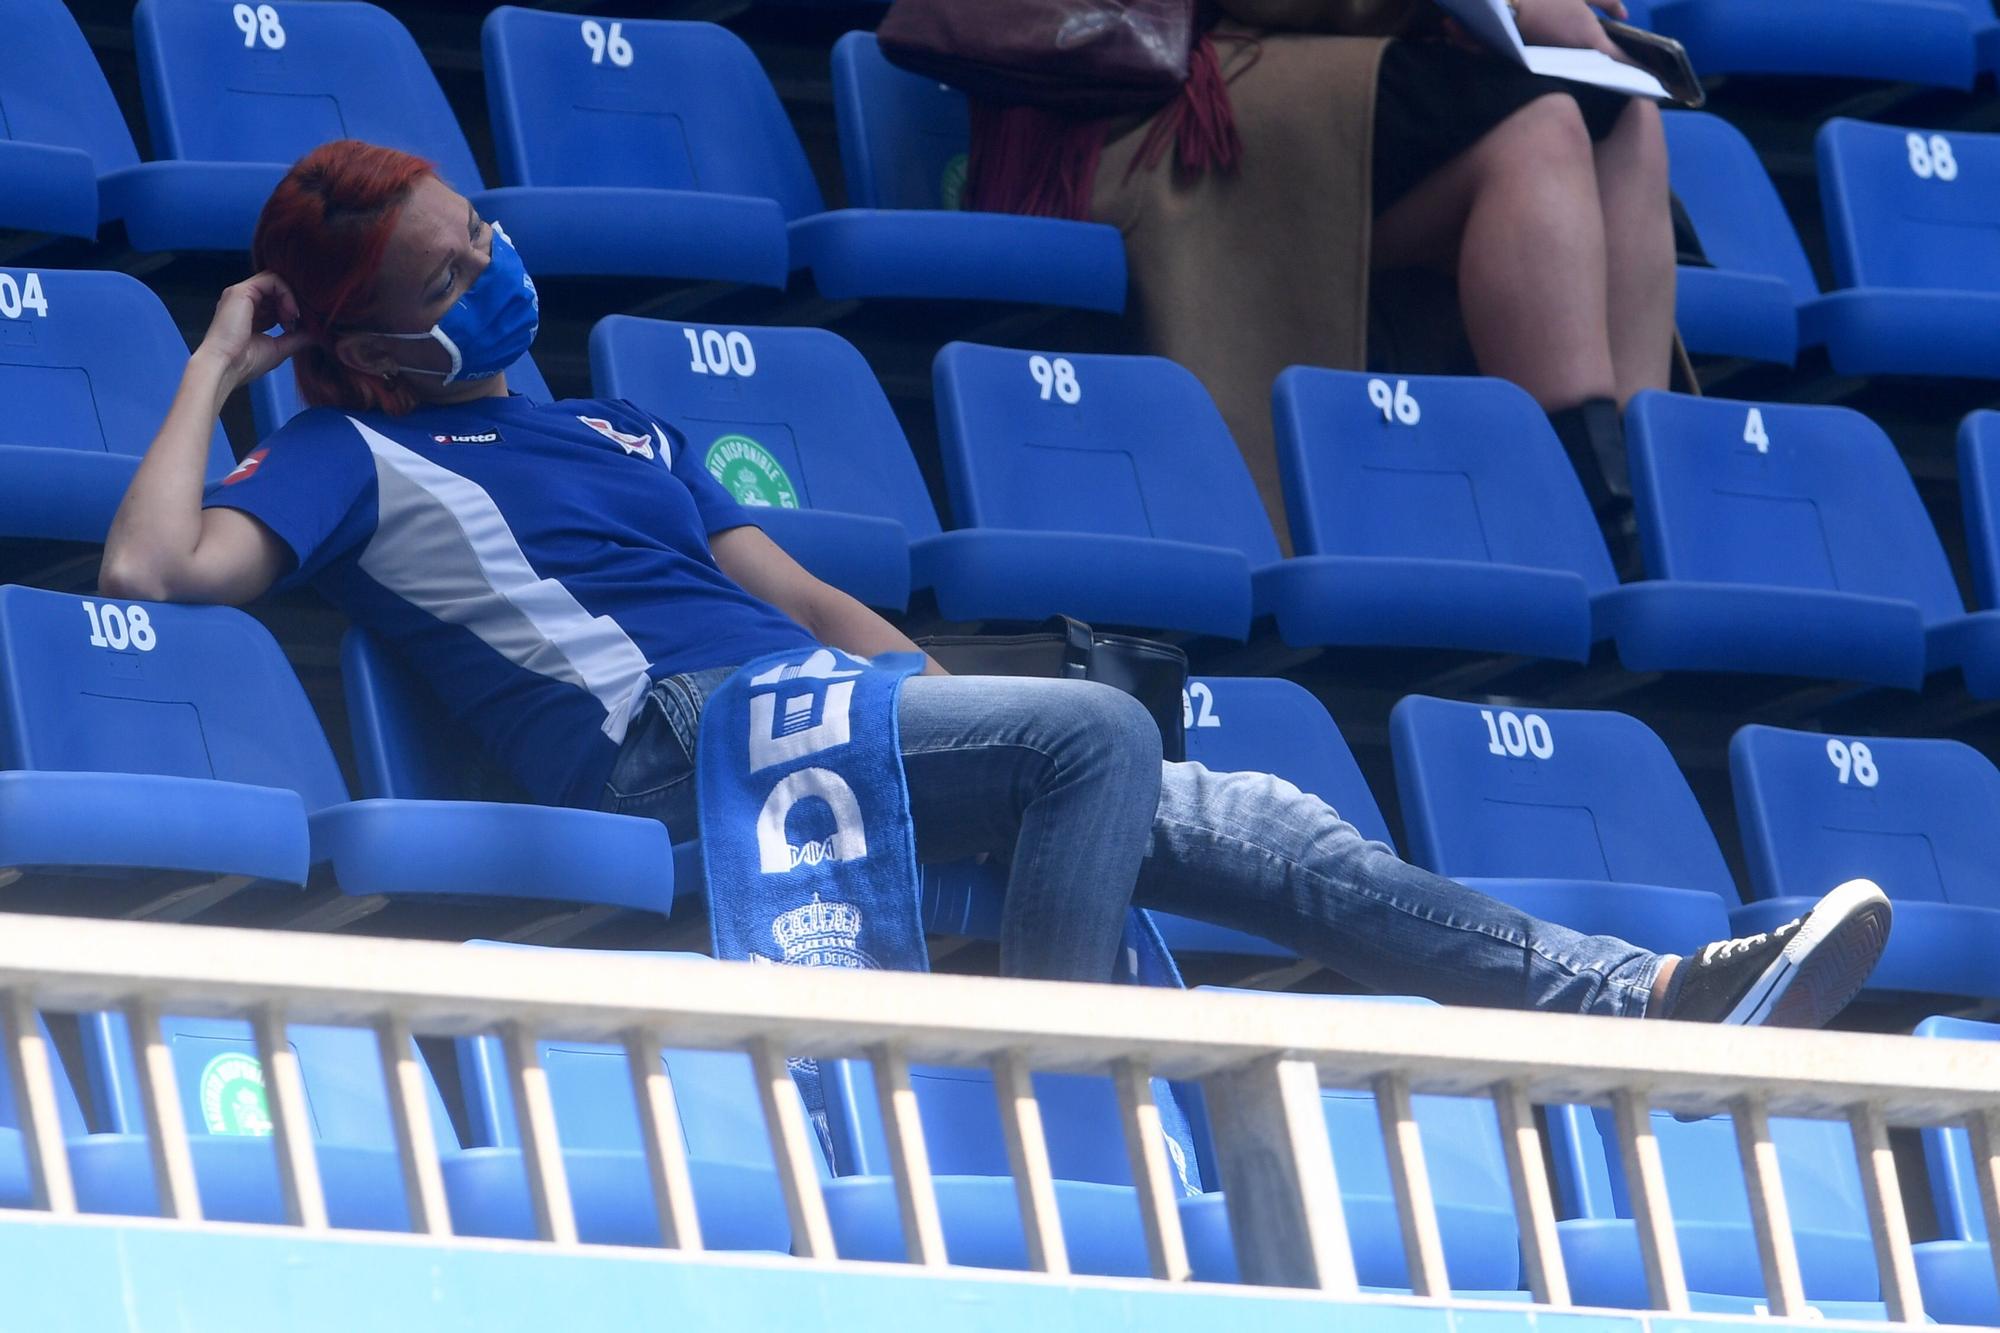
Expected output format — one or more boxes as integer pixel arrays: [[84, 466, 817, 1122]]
[[206, 393, 818, 808]]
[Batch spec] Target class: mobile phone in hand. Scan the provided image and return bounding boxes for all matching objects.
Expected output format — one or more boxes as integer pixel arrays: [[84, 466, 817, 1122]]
[[1600, 17, 1705, 108]]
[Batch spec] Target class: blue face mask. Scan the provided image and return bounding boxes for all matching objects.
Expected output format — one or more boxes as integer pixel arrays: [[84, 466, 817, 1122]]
[[372, 221, 539, 385]]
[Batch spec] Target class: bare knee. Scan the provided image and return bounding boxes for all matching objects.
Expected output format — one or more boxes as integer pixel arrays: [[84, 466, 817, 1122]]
[[1475, 93, 1598, 190], [1601, 97, 1669, 200]]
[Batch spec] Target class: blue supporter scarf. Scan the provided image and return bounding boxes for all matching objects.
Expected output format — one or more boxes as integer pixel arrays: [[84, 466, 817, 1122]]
[[700, 646, 1201, 1192]]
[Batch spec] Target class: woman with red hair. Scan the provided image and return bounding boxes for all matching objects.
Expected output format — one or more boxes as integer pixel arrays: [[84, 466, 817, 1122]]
[[102, 139, 1888, 1028]]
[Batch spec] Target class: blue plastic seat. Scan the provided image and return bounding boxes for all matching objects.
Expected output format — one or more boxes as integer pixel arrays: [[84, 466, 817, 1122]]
[[823, 31, 1126, 310], [448, 947, 804, 1250], [1547, 1099, 1881, 1310], [588, 317, 940, 610], [0, 584, 671, 927], [1731, 724, 2000, 1001], [70, 1012, 450, 1228], [1641, 0, 1976, 87], [1808, 119, 2000, 378], [1913, 1016, 2000, 1325], [0, 269, 233, 548], [1264, 369, 1617, 661], [1663, 112, 1822, 365], [1951, 411, 2000, 697], [1934, 0, 2000, 74], [1155, 677, 1398, 958], [1389, 694, 1736, 955], [1599, 392, 1970, 689], [823, 995, 1521, 1292], [924, 344, 1279, 638], [250, 351, 552, 440], [336, 627, 690, 917]]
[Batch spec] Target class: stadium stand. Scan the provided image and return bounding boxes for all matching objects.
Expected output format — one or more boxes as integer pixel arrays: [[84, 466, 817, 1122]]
[[1662, 112, 1819, 366], [1630, 0, 1978, 88], [1387, 694, 1737, 954], [1810, 118, 2000, 379], [0, 268, 233, 566], [0, 585, 673, 931], [925, 343, 1278, 639], [1263, 369, 1617, 662], [590, 317, 937, 611], [1730, 725, 2000, 1002], [1602, 392, 1970, 688], [1953, 410, 2000, 697]]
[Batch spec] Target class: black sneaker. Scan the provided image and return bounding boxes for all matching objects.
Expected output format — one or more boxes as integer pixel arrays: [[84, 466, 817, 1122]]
[[1659, 880, 1892, 1027]]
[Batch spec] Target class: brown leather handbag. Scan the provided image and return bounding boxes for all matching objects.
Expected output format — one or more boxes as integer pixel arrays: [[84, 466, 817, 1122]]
[[877, 0, 1199, 115]]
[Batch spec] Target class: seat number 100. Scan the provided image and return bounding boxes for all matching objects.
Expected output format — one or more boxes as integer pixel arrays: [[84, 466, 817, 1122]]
[[1481, 709, 1553, 758]]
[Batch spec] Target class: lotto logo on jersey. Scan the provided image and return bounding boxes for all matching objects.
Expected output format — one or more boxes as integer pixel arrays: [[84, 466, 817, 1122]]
[[577, 415, 654, 459], [432, 430, 501, 446], [221, 447, 269, 486]]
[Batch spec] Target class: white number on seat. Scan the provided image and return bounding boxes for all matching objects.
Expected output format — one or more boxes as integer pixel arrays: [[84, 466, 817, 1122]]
[[1181, 683, 1222, 730], [581, 20, 633, 67], [1481, 709, 1553, 759], [1826, 738, 1879, 787], [1029, 355, 1081, 404], [682, 327, 756, 377], [83, 602, 157, 652], [1366, 377, 1421, 425], [1744, 407, 1769, 454], [233, 3, 285, 48], [0, 273, 48, 319], [1907, 132, 1958, 181]]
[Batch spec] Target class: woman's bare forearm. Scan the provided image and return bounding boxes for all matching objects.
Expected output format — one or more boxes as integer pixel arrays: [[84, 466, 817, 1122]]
[[810, 584, 949, 675], [100, 350, 238, 600]]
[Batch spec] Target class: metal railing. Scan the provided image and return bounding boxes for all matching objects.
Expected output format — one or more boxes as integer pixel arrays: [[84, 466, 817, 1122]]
[[0, 914, 1996, 1321]]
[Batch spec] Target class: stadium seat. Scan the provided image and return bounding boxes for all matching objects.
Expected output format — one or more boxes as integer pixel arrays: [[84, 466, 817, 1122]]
[[924, 344, 1278, 639], [1913, 1015, 2000, 1325], [0, 269, 233, 552], [1546, 1099, 1882, 1310], [448, 947, 803, 1250], [1730, 725, 2000, 1001], [823, 995, 1522, 1292], [1263, 369, 1617, 662], [1599, 392, 1969, 689], [1663, 112, 1821, 364], [1152, 677, 1397, 958], [338, 627, 693, 916], [1389, 695, 1736, 955], [71, 1011, 448, 1227], [1936, 0, 2000, 75], [0, 584, 672, 929], [132, 0, 774, 279], [588, 317, 939, 610], [1951, 411, 2000, 696], [1808, 119, 2000, 378], [824, 32, 1126, 310], [250, 350, 552, 440], [1640, 0, 1976, 88]]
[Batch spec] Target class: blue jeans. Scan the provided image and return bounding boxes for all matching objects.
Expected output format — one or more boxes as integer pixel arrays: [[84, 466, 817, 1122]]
[[601, 668, 1667, 1016]]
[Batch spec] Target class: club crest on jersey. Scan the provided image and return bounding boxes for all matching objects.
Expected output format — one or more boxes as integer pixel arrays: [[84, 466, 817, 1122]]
[[221, 447, 269, 486], [577, 415, 654, 459], [431, 430, 501, 446]]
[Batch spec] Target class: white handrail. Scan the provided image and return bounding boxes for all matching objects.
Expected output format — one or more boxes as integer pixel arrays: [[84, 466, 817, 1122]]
[[0, 914, 1994, 1319]]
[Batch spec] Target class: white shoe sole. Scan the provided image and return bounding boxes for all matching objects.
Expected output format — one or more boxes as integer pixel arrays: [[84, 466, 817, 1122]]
[[1722, 879, 1893, 1028]]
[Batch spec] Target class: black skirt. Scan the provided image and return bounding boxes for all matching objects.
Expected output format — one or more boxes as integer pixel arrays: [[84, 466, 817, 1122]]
[[1371, 41, 1632, 216]]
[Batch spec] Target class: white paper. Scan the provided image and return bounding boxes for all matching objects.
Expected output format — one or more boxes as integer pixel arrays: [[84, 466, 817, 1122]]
[[1427, 0, 1670, 100]]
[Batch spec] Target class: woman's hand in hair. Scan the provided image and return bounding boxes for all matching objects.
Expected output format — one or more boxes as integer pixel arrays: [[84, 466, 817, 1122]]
[[1512, 0, 1627, 56], [196, 271, 312, 396]]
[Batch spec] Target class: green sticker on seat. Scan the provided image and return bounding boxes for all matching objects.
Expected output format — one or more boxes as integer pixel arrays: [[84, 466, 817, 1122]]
[[706, 434, 800, 510], [941, 153, 968, 211], [198, 1052, 272, 1136]]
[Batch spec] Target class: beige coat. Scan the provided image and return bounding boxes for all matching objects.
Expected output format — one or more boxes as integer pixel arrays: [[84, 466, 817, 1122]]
[[1090, 1, 1420, 554]]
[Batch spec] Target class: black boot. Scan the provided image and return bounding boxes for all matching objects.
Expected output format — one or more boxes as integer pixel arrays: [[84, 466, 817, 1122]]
[[1548, 397, 1641, 578]]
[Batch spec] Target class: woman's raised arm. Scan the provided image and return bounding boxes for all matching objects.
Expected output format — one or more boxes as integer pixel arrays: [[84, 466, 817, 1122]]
[[99, 273, 305, 606]]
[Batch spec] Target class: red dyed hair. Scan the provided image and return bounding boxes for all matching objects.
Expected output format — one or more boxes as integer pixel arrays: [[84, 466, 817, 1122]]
[[251, 140, 436, 415]]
